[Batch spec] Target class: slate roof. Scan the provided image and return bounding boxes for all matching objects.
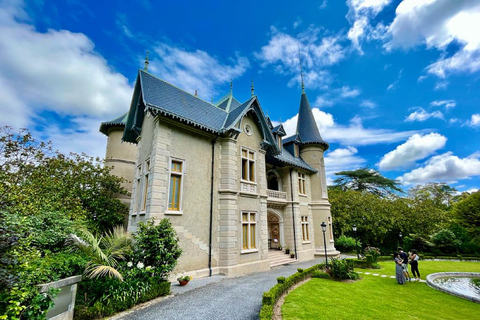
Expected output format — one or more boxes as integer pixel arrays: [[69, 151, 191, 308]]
[[140, 71, 227, 132], [99, 112, 128, 135], [267, 148, 316, 173], [296, 93, 329, 150], [119, 69, 325, 171]]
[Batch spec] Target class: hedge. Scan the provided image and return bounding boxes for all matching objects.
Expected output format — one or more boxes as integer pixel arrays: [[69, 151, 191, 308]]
[[259, 264, 328, 320]]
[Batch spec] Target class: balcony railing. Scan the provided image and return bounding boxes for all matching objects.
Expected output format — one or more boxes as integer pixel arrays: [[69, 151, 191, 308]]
[[267, 189, 287, 202]]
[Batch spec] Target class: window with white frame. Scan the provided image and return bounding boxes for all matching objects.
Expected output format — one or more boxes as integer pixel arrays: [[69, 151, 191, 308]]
[[241, 148, 255, 183], [168, 159, 185, 212], [141, 159, 150, 212], [242, 211, 257, 250], [298, 172, 306, 195], [301, 216, 310, 241]]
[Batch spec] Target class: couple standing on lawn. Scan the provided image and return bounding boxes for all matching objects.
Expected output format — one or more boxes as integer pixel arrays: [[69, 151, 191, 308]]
[[394, 247, 421, 284]]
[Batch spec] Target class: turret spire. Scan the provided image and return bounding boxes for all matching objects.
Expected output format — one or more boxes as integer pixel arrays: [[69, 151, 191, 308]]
[[144, 51, 149, 72], [251, 80, 255, 97]]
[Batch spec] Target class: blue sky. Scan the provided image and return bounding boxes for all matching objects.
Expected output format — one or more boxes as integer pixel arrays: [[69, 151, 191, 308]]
[[1, 0, 479, 193]]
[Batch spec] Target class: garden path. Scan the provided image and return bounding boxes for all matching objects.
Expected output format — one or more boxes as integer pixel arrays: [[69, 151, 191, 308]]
[[111, 257, 330, 320]]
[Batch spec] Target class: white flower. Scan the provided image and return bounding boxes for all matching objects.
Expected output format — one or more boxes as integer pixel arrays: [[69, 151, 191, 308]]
[[127, 262, 133, 268], [146, 266, 152, 270], [137, 262, 144, 269]]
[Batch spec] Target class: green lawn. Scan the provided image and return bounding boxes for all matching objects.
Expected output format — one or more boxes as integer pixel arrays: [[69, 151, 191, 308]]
[[282, 261, 480, 320]]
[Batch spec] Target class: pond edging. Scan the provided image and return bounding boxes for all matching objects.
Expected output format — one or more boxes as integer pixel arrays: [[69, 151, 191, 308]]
[[426, 272, 480, 303]]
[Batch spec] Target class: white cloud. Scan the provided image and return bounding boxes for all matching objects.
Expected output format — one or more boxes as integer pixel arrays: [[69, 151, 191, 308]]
[[340, 86, 361, 98], [405, 108, 444, 122], [255, 26, 345, 89], [385, 0, 480, 78], [314, 96, 334, 108], [398, 152, 480, 185], [360, 100, 376, 108], [325, 146, 367, 178], [0, 0, 132, 158], [346, 0, 393, 53], [293, 18, 302, 29], [434, 81, 449, 90], [281, 109, 421, 147], [466, 188, 479, 194], [468, 114, 480, 127], [151, 44, 249, 100], [378, 133, 447, 170], [430, 99, 456, 109]]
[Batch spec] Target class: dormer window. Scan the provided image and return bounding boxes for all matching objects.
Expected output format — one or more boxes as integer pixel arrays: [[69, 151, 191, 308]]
[[277, 135, 282, 151], [294, 144, 299, 157]]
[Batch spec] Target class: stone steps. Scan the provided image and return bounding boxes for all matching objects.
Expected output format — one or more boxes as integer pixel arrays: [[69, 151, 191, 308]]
[[269, 250, 297, 268]]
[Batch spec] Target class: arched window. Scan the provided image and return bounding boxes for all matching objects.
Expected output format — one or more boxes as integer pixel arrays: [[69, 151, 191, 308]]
[[267, 172, 279, 190]]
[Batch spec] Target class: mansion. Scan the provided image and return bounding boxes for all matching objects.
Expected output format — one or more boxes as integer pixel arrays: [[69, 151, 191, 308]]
[[100, 69, 339, 277]]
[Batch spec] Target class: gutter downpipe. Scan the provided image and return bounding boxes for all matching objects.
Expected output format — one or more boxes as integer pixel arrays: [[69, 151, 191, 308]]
[[289, 168, 298, 259], [208, 136, 218, 277]]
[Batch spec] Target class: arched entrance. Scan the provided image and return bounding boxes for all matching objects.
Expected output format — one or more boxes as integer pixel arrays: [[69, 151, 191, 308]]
[[267, 210, 284, 249]]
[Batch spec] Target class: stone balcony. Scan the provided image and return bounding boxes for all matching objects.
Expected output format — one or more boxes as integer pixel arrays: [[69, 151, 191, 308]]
[[267, 189, 287, 208]]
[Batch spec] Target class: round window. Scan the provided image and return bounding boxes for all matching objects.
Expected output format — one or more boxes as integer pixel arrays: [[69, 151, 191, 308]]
[[244, 124, 253, 136]]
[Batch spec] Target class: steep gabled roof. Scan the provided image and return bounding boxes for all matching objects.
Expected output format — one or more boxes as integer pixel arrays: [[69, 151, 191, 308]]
[[272, 124, 286, 136], [296, 92, 329, 150]]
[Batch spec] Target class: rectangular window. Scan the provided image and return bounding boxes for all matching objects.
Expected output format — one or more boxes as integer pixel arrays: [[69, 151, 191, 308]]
[[301, 216, 310, 241], [298, 172, 306, 194], [168, 159, 185, 211], [134, 165, 142, 213], [141, 160, 150, 212], [241, 148, 256, 183], [294, 144, 299, 157], [277, 135, 282, 151], [242, 211, 256, 250], [328, 216, 333, 241]]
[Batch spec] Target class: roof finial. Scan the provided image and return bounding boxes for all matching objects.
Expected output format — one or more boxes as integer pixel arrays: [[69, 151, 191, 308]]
[[144, 51, 149, 72], [298, 47, 305, 93], [230, 80, 233, 92], [211, 96, 214, 104], [251, 80, 254, 97]]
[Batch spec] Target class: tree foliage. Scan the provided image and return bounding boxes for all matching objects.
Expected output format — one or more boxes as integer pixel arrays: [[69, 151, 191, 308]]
[[333, 168, 403, 197], [0, 126, 128, 233], [453, 190, 480, 235]]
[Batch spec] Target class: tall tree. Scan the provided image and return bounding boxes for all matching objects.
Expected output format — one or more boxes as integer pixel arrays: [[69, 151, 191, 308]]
[[333, 168, 403, 197]]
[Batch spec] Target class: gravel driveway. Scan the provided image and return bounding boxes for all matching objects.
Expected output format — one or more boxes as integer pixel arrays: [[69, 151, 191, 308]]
[[111, 258, 327, 320]]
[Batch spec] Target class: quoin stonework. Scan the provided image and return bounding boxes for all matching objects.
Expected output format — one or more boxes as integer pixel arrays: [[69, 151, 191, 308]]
[[100, 69, 339, 278]]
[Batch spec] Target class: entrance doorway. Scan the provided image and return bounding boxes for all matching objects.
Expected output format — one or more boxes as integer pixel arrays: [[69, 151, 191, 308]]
[[267, 211, 283, 249]]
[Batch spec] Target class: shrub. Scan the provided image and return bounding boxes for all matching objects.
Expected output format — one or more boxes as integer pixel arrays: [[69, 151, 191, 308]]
[[364, 246, 381, 263], [335, 235, 361, 253], [133, 218, 182, 279], [75, 261, 170, 319], [328, 258, 359, 280]]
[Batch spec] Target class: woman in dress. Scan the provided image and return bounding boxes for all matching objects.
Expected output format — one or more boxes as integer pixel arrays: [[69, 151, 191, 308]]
[[409, 249, 421, 280], [393, 252, 405, 284]]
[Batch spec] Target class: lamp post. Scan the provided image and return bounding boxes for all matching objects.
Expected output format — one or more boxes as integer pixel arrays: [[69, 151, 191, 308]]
[[321, 222, 328, 267], [352, 224, 359, 259]]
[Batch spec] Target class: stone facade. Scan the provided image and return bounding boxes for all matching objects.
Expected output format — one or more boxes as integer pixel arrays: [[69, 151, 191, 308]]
[[101, 71, 339, 278]]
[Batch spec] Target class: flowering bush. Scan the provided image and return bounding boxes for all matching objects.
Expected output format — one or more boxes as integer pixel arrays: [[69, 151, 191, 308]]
[[364, 246, 381, 263], [177, 275, 191, 281]]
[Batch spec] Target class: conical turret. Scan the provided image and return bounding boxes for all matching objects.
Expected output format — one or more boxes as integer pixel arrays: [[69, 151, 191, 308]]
[[295, 92, 329, 150]]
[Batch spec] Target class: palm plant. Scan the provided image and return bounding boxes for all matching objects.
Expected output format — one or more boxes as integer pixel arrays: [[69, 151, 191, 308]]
[[69, 225, 132, 281]]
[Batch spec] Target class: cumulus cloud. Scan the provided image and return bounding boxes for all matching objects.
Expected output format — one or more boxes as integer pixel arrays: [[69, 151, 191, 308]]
[[0, 0, 133, 157], [405, 108, 444, 122], [255, 26, 345, 89], [279, 109, 421, 147], [325, 146, 367, 178], [150, 44, 249, 100], [378, 133, 447, 171], [346, 0, 392, 53], [430, 99, 456, 109], [398, 152, 480, 185], [385, 0, 480, 78]]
